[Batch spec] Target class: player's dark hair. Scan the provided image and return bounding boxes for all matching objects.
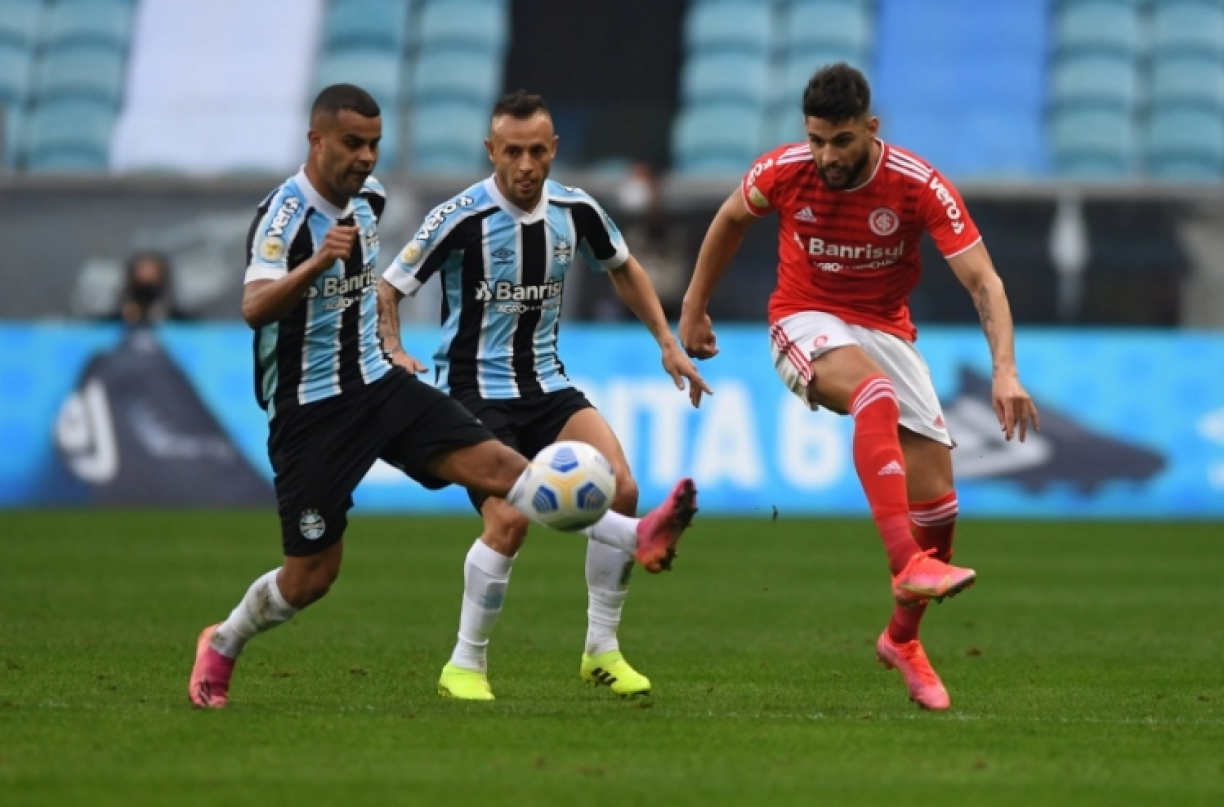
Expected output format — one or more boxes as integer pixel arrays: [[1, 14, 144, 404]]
[[491, 90, 550, 123], [802, 63, 871, 122], [311, 84, 381, 121]]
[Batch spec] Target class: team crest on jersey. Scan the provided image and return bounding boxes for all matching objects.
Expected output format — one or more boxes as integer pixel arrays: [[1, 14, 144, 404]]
[[364, 226, 378, 251], [400, 240, 423, 265], [299, 509, 325, 540], [259, 236, 285, 263], [748, 186, 769, 208], [553, 238, 573, 266], [869, 207, 900, 236]]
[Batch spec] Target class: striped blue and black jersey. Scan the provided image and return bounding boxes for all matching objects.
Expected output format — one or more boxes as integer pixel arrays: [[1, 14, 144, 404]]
[[382, 177, 629, 399], [244, 168, 393, 420]]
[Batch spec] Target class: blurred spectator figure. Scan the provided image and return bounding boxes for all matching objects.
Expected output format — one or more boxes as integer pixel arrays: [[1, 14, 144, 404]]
[[109, 252, 189, 325], [592, 163, 689, 321]]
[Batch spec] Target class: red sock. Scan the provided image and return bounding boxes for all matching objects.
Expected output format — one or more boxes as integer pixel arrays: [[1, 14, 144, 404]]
[[850, 376, 919, 575], [888, 491, 959, 644]]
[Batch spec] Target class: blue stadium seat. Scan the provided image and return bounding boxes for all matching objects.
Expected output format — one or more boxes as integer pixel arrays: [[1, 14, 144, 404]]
[[681, 52, 771, 108], [684, 1, 773, 56], [672, 103, 764, 175], [1049, 108, 1136, 177], [785, 1, 872, 57], [1, 101, 22, 167], [1050, 54, 1139, 110], [315, 49, 401, 111], [1053, 1, 1141, 57], [0, 0, 42, 48], [1150, 55, 1224, 112], [34, 46, 127, 106], [408, 100, 488, 175], [411, 47, 500, 106], [1146, 108, 1224, 178], [42, 0, 135, 51], [1152, 2, 1224, 58], [764, 109, 806, 151], [0, 41, 31, 106], [26, 148, 109, 173], [417, 0, 508, 53], [24, 98, 117, 169], [322, 0, 411, 53]]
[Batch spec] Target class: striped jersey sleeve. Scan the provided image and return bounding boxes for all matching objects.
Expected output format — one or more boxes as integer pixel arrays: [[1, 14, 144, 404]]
[[554, 186, 629, 271], [383, 190, 483, 296], [243, 184, 310, 284]]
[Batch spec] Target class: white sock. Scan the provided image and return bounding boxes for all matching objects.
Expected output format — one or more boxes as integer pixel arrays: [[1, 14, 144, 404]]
[[449, 539, 515, 673], [581, 510, 640, 555], [584, 539, 633, 656], [210, 568, 298, 659]]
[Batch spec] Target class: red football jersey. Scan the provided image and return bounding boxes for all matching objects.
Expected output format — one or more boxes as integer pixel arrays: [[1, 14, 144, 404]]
[[741, 140, 982, 342]]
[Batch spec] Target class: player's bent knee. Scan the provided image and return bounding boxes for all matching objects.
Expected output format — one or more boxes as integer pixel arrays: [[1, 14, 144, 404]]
[[482, 500, 530, 554], [611, 473, 639, 516]]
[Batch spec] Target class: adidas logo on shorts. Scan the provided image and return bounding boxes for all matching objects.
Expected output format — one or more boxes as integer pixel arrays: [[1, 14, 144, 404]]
[[794, 207, 817, 223]]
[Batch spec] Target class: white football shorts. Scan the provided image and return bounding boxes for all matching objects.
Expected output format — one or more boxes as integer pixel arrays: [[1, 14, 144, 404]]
[[769, 311, 953, 447]]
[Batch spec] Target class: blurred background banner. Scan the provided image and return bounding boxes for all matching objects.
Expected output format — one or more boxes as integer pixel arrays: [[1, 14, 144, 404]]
[[2, 323, 1221, 518]]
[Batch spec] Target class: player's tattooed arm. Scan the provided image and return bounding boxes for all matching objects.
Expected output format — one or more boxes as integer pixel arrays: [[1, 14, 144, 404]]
[[376, 280, 426, 374], [948, 241, 1040, 441]]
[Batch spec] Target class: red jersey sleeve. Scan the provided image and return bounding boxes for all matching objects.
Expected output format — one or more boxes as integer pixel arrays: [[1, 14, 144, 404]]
[[917, 168, 982, 259], [740, 149, 787, 217]]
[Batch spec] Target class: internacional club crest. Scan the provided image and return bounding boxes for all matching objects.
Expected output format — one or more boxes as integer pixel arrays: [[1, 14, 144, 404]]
[[869, 207, 900, 237]]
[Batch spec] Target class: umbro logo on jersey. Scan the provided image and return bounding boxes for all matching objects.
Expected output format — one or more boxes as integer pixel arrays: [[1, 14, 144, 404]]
[[794, 207, 817, 223], [491, 247, 515, 264]]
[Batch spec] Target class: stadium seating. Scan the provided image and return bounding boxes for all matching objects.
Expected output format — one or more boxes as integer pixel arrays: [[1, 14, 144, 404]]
[[41, 0, 135, 51], [874, 0, 1047, 176], [0, 0, 42, 48], [23, 98, 117, 170], [784, 1, 873, 57], [1050, 54, 1140, 110], [684, 0, 774, 56], [315, 49, 401, 111], [321, 0, 410, 53], [1053, 0, 1142, 57], [1145, 107, 1224, 179], [415, 0, 508, 53], [34, 45, 128, 106], [1149, 55, 1224, 112], [672, 103, 764, 175], [407, 100, 489, 174], [411, 48, 500, 106], [1151, 0, 1224, 58], [1049, 107, 1135, 177], [681, 52, 772, 108], [0, 41, 31, 107]]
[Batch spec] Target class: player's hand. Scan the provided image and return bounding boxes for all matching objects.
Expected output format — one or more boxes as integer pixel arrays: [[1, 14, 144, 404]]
[[662, 341, 713, 408], [992, 370, 1040, 442], [390, 349, 427, 374], [679, 308, 719, 360], [315, 225, 358, 267]]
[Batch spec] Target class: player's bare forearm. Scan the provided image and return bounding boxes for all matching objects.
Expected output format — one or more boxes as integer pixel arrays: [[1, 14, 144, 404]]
[[608, 256, 675, 348], [947, 242, 1017, 376], [682, 189, 754, 313], [376, 279, 406, 355], [241, 255, 330, 329]]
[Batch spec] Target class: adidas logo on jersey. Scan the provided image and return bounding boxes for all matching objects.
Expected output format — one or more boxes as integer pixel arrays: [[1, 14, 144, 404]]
[[878, 460, 905, 476], [794, 207, 817, 223]]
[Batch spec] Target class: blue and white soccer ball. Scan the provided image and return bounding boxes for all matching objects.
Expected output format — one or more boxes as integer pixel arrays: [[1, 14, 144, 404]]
[[522, 441, 617, 531]]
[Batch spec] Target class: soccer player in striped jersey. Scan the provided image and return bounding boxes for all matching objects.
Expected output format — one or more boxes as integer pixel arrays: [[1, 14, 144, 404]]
[[379, 91, 710, 701], [679, 64, 1040, 710], [187, 85, 693, 709]]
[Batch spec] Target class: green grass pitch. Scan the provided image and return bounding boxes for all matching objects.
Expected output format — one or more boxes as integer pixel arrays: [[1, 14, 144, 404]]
[[1, 512, 1222, 806]]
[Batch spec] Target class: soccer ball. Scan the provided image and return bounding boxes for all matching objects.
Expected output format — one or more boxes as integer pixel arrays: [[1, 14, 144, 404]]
[[521, 441, 617, 531]]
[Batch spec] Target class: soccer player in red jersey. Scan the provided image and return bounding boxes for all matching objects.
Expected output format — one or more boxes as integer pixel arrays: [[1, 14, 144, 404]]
[[678, 63, 1040, 710]]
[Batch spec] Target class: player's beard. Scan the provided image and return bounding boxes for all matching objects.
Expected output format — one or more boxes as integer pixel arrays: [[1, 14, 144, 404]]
[[819, 149, 871, 190]]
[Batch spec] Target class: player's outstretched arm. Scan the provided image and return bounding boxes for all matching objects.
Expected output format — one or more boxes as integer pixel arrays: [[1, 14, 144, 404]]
[[947, 241, 1040, 442], [679, 188, 758, 360], [242, 225, 357, 329], [607, 255, 712, 408], [375, 279, 426, 374]]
